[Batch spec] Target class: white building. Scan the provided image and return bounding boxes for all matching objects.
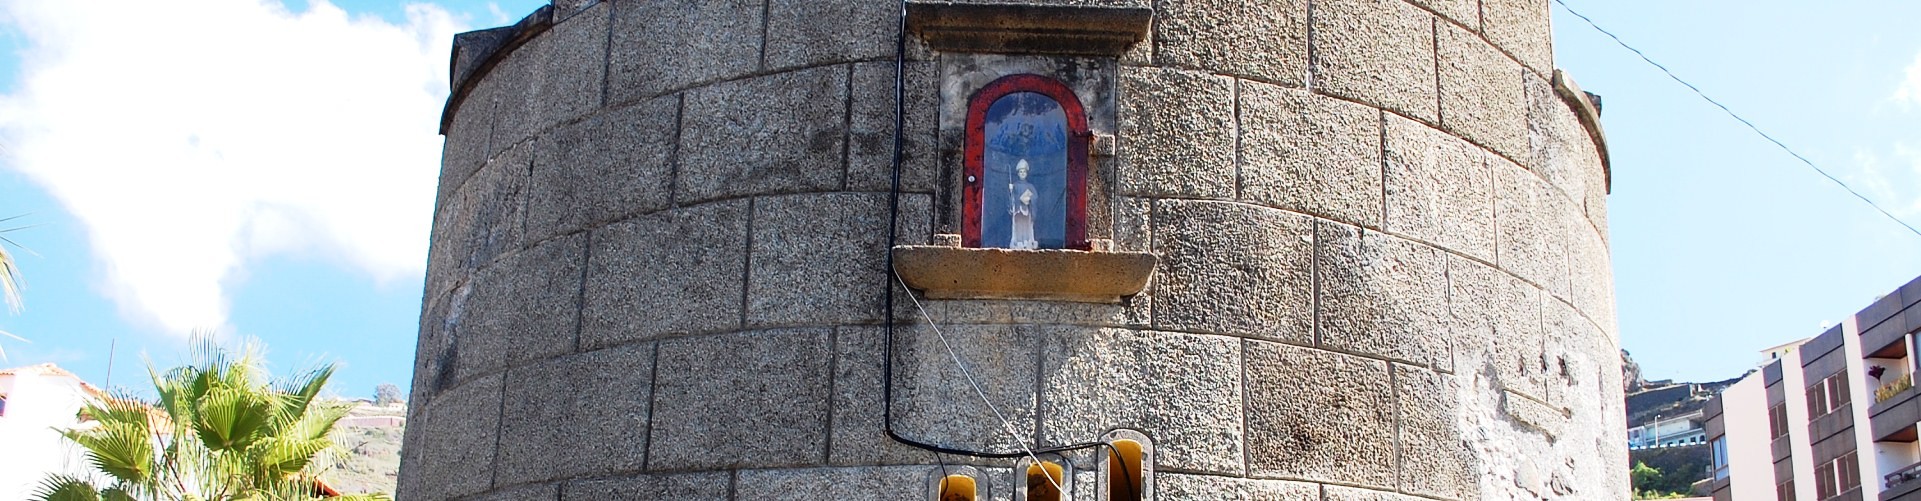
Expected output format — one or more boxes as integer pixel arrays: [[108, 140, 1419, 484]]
[[1706, 275, 1921, 501], [0, 363, 104, 499]]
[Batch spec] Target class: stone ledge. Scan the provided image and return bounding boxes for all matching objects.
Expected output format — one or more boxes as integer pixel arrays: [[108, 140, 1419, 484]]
[[440, 5, 555, 134], [1552, 69, 1610, 193], [905, 1, 1153, 56], [893, 245, 1156, 303]]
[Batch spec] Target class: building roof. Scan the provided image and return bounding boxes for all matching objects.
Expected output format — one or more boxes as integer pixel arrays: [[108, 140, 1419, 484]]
[[0, 362, 107, 398]]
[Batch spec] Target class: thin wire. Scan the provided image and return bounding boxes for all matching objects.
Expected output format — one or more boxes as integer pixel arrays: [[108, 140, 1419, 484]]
[[894, 272, 1067, 495], [1552, 0, 1921, 239]]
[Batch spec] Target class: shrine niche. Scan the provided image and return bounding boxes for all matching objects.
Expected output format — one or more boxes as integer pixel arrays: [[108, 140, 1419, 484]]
[[964, 74, 1088, 250]]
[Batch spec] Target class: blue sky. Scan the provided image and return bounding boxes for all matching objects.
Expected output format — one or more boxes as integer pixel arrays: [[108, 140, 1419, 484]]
[[0, 0, 1917, 399]]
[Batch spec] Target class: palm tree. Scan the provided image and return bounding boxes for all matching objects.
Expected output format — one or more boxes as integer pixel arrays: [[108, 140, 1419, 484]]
[[32, 340, 388, 501], [0, 213, 30, 361]]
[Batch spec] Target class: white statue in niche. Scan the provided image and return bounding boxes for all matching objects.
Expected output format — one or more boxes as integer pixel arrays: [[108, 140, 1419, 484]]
[[1009, 159, 1038, 249]]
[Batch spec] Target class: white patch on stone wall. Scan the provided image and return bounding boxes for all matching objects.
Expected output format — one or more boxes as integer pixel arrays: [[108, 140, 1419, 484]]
[[0, 0, 466, 334]]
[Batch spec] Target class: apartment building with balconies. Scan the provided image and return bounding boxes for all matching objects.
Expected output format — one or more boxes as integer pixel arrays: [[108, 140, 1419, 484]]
[[1706, 275, 1921, 501]]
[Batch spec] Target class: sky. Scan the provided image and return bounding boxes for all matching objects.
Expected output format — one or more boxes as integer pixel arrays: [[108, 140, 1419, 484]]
[[0, 0, 1916, 398]]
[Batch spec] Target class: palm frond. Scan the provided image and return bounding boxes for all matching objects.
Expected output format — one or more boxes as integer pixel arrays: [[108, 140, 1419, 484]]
[[62, 423, 153, 485], [30, 474, 102, 501]]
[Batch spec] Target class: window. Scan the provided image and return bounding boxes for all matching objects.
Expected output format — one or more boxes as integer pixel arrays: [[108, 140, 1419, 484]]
[[1777, 479, 1795, 501], [1815, 453, 1861, 499], [963, 74, 1090, 250], [1769, 403, 1789, 439], [1711, 437, 1729, 480], [1807, 373, 1852, 418]]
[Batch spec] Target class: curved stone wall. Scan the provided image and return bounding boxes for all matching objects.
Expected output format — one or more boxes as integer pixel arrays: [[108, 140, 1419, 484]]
[[401, 0, 1625, 499]]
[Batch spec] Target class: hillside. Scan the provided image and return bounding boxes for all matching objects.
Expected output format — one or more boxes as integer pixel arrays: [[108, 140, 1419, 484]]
[[319, 400, 406, 496]]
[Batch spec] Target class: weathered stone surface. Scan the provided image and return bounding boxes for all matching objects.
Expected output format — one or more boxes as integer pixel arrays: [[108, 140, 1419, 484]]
[[1447, 255, 1546, 401], [1567, 208, 1616, 339], [748, 193, 931, 327], [1384, 113, 1494, 260], [1396, 363, 1476, 500], [893, 324, 1040, 453], [1324, 485, 1433, 501], [1040, 328, 1243, 475], [1439, 23, 1528, 163], [932, 296, 1150, 330], [409, 286, 459, 407], [1312, 0, 1437, 123], [765, 0, 894, 70], [399, 374, 500, 501], [1155, 0, 1307, 86], [452, 233, 586, 381], [1524, 74, 1586, 209], [435, 140, 531, 281], [550, 0, 598, 22], [1115, 196, 1151, 252], [1239, 81, 1383, 227], [607, 0, 761, 104], [438, 75, 497, 212], [534, 3, 608, 128], [677, 66, 848, 205], [1117, 67, 1236, 199], [1317, 224, 1451, 371], [496, 343, 653, 484], [1154, 473, 1320, 500], [1152, 200, 1314, 344], [1481, 0, 1553, 75], [1493, 155, 1571, 299], [849, 61, 940, 193], [469, 483, 557, 501], [736, 466, 933, 501], [484, 42, 541, 161], [581, 200, 748, 349], [649, 328, 833, 470], [528, 96, 677, 240], [828, 326, 931, 466], [1408, 0, 1478, 29], [562, 472, 732, 500], [1246, 341, 1395, 488]]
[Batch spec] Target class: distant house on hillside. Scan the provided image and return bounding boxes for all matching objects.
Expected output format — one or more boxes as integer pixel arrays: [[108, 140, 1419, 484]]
[[0, 363, 104, 499]]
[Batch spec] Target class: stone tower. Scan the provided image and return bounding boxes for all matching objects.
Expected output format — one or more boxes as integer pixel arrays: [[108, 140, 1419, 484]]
[[401, 0, 1625, 499]]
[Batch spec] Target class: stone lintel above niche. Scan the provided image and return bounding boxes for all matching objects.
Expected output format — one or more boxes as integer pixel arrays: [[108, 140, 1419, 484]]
[[905, 2, 1153, 56]]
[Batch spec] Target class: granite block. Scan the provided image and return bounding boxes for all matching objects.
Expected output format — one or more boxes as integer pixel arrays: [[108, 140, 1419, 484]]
[[1039, 328, 1243, 475], [1155, 473, 1320, 501], [1395, 364, 1476, 500], [1151, 200, 1314, 344], [892, 324, 1040, 454], [496, 343, 653, 484], [848, 61, 940, 193], [1312, 0, 1438, 123], [765, 0, 895, 70], [527, 94, 677, 240], [1239, 81, 1384, 227], [581, 200, 749, 349], [1384, 113, 1494, 261], [1117, 67, 1236, 200], [1245, 341, 1395, 488], [1155, 0, 1307, 86], [747, 192, 931, 327], [1447, 255, 1546, 400], [1481, 0, 1553, 75], [401, 374, 501, 501], [1493, 155, 1571, 299], [1317, 223, 1451, 371], [648, 328, 833, 470], [1439, 23, 1528, 163], [677, 66, 848, 205], [536, 3, 608, 128], [562, 472, 732, 500], [607, 0, 761, 104], [451, 233, 586, 381], [735, 465, 932, 501]]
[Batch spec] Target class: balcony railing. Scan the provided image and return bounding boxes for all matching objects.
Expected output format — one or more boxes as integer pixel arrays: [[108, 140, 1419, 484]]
[[1879, 374, 1915, 404], [1886, 460, 1921, 490]]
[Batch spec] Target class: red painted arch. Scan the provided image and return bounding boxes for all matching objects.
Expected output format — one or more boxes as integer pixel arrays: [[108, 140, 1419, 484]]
[[962, 74, 1091, 250]]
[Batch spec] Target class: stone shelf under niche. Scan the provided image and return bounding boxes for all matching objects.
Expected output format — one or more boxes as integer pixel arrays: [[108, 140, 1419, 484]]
[[892, 235, 1156, 304]]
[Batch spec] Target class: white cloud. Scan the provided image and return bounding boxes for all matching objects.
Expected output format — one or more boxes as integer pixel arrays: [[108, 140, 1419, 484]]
[[0, 0, 465, 334], [1899, 51, 1921, 111]]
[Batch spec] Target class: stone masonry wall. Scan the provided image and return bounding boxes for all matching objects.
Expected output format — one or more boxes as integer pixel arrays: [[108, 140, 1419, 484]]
[[401, 0, 1626, 499]]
